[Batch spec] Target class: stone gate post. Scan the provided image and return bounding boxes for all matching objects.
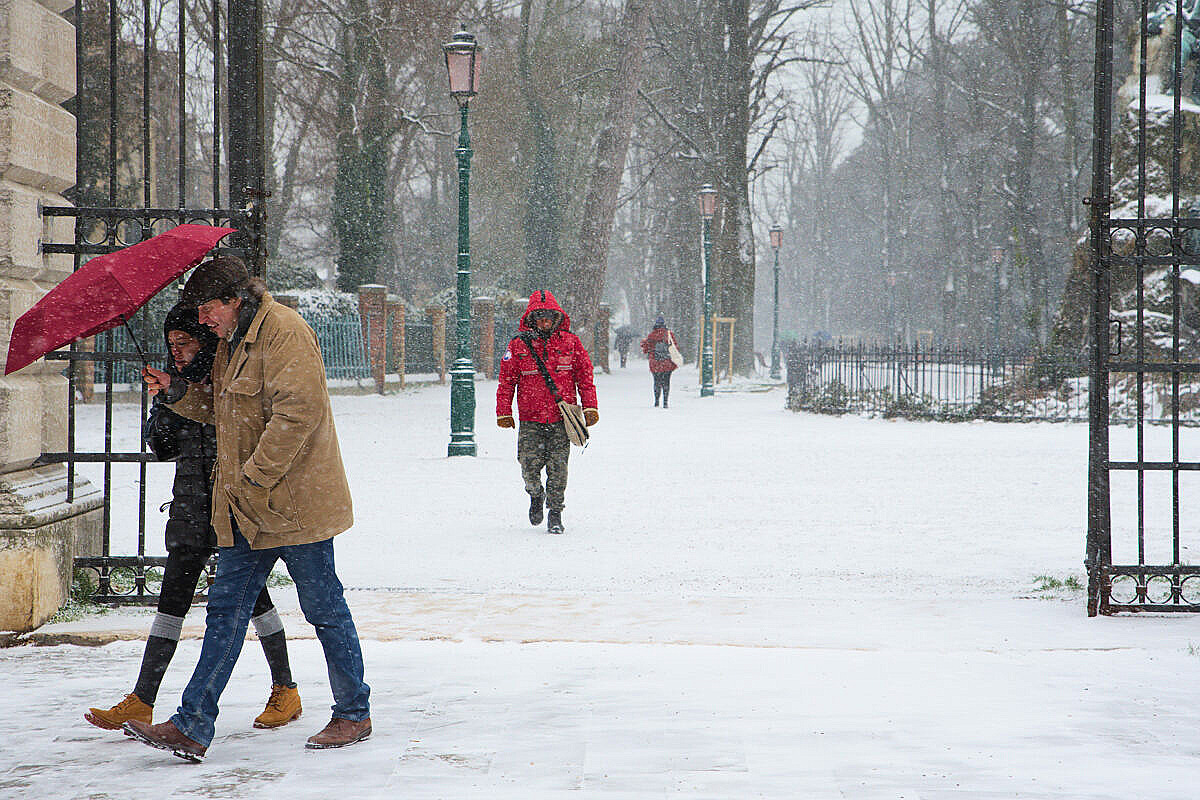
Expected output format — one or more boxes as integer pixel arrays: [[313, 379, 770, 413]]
[[425, 303, 446, 383], [357, 284, 387, 394], [0, 0, 103, 632], [386, 295, 405, 388], [473, 296, 495, 379]]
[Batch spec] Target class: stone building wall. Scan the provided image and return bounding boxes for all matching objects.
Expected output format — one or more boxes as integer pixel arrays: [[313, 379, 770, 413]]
[[0, 0, 103, 632]]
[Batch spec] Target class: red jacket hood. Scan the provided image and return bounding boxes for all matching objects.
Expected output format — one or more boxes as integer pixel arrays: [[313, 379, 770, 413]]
[[518, 290, 572, 333]]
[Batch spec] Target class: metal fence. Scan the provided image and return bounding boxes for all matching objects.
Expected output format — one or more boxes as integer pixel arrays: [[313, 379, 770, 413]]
[[308, 317, 370, 380], [785, 342, 1093, 422], [102, 312, 443, 384]]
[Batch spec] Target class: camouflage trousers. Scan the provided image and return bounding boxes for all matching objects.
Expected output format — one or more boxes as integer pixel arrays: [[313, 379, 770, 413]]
[[517, 420, 571, 511]]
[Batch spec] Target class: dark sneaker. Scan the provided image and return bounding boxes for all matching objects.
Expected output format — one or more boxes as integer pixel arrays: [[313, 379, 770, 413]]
[[528, 493, 545, 525], [547, 510, 564, 534], [306, 716, 372, 749], [123, 719, 207, 762]]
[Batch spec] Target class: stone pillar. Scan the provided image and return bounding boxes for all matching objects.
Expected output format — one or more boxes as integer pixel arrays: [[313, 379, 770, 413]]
[[357, 284, 386, 394], [425, 303, 446, 383], [473, 296, 495, 379], [594, 303, 611, 374], [0, 0, 102, 632], [499, 297, 521, 343], [386, 295, 405, 389]]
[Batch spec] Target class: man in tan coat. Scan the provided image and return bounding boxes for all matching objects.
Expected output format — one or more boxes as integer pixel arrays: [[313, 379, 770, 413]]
[[128, 256, 370, 761]]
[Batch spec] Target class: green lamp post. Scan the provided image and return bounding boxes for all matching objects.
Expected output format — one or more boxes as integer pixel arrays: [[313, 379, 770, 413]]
[[444, 29, 480, 457], [699, 183, 717, 398], [769, 224, 783, 380]]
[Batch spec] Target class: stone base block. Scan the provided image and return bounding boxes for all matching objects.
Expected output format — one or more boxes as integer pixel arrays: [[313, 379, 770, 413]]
[[0, 463, 101, 632]]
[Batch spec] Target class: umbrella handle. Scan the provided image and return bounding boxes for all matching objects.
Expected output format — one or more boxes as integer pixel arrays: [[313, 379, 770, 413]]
[[120, 316, 149, 362]]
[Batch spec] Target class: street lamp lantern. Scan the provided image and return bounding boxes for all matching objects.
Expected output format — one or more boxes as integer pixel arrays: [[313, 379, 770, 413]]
[[444, 28, 479, 456], [769, 224, 783, 380], [990, 245, 1005, 266], [698, 184, 717, 397], [442, 30, 480, 106], [698, 183, 717, 219]]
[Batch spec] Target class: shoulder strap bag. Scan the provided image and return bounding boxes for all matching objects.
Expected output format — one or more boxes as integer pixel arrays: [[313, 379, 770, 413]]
[[667, 331, 684, 367], [517, 333, 589, 447]]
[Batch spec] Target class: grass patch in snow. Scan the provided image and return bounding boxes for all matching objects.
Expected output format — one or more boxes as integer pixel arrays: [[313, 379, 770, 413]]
[[1032, 574, 1085, 593]]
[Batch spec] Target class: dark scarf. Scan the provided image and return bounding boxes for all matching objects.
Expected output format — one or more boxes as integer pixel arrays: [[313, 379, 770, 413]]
[[228, 295, 262, 353]]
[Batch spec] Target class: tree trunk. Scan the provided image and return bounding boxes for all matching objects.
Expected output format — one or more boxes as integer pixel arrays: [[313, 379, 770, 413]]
[[565, 0, 651, 349], [518, 0, 564, 294], [713, 0, 755, 375]]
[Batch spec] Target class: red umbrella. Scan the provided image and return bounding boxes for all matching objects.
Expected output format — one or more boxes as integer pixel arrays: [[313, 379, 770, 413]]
[[4, 223, 235, 375]]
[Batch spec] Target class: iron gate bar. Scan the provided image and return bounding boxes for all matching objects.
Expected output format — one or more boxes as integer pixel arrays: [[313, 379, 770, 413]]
[[51, 0, 266, 604], [1087, 0, 1200, 614], [1108, 362, 1200, 373], [1109, 462, 1200, 470], [45, 350, 163, 362], [37, 454, 157, 464]]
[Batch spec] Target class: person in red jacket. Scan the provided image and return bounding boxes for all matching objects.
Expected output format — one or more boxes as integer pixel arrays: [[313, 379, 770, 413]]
[[640, 315, 679, 408], [496, 290, 598, 534]]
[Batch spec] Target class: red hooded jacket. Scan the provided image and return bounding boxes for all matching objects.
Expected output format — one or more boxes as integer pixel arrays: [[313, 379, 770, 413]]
[[640, 326, 679, 373], [496, 290, 598, 423]]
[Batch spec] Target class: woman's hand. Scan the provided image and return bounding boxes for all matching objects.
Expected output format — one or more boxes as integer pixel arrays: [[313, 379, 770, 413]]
[[142, 366, 170, 397]]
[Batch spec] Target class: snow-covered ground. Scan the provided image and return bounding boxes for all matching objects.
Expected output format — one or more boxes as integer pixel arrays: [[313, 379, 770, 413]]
[[3, 364, 1199, 798]]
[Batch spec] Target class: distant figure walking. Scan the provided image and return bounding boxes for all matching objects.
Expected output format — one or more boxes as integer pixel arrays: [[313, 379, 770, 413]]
[[496, 290, 598, 535], [613, 325, 634, 368], [641, 316, 680, 408]]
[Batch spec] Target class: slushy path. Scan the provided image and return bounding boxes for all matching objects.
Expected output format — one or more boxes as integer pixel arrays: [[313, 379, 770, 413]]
[[2, 365, 1196, 798]]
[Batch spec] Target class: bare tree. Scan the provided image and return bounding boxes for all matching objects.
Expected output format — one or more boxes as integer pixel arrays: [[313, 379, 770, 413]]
[[565, 0, 652, 347]]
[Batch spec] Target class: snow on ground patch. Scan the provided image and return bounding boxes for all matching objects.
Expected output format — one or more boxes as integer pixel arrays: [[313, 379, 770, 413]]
[[8, 365, 1197, 797]]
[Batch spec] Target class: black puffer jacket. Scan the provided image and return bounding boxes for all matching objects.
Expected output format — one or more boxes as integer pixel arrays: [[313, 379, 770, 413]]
[[145, 305, 219, 551], [147, 404, 217, 550]]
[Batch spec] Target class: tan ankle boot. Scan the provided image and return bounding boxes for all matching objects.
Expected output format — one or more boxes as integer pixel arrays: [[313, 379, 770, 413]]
[[253, 684, 302, 729], [85, 693, 152, 730]]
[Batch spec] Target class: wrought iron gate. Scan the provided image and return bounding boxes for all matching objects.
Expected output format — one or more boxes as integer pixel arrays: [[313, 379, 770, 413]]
[[1087, 0, 1200, 613], [40, 0, 266, 603]]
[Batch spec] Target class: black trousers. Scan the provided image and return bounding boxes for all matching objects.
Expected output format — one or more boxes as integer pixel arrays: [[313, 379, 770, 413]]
[[158, 546, 274, 619], [132, 545, 284, 705], [653, 371, 672, 405]]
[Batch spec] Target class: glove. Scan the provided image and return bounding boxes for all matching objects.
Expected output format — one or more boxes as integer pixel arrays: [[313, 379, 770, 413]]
[[583, 408, 599, 427], [497, 415, 515, 429]]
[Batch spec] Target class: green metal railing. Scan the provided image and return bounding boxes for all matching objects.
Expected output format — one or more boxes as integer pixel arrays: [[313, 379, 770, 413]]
[[308, 317, 370, 380], [97, 312, 445, 385]]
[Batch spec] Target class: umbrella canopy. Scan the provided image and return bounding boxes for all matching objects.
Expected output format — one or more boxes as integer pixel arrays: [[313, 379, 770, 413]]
[[4, 223, 235, 375]]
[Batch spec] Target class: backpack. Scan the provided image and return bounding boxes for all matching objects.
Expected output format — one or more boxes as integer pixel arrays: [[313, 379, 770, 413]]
[[653, 340, 671, 361]]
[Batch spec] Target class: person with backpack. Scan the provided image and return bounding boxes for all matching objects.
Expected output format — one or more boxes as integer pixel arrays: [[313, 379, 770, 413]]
[[640, 315, 680, 408], [496, 290, 598, 535], [85, 304, 301, 736]]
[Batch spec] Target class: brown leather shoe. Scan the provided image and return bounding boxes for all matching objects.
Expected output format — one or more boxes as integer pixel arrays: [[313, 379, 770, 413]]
[[305, 716, 372, 749], [123, 719, 207, 762]]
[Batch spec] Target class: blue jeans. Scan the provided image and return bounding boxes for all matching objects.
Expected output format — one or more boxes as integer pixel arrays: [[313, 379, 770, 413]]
[[171, 530, 370, 746]]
